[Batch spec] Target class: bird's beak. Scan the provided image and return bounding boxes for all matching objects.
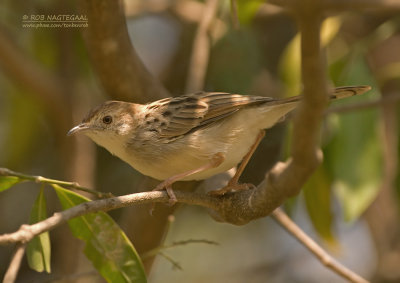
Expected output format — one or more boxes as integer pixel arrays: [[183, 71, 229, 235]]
[[67, 123, 89, 136]]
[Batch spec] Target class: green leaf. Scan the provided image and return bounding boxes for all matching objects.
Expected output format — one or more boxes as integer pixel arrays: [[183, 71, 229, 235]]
[[53, 184, 147, 283], [27, 187, 51, 273], [303, 166, 335, 242], [0, 176, 21, 192], [327, 54, 382, 221]]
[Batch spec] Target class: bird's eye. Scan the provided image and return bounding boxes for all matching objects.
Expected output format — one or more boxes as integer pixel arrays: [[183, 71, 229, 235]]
[[102, 115, 113, 124]]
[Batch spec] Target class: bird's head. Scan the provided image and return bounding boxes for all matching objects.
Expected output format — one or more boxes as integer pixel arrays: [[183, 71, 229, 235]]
[[68, 101, 139, 154]]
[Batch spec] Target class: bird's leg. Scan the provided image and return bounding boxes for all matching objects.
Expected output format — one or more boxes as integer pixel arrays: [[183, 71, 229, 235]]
[[229, 130, 266, 185], [209, 130, 265, 196], [154, 153, 225, 205]]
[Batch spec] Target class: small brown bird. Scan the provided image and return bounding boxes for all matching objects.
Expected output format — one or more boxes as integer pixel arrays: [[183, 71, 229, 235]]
[[68, 86, 371, 202]]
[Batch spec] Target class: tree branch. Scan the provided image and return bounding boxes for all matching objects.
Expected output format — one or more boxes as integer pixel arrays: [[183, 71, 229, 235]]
[[78, 0, 170, 103], [2, 244, 26, 283], [271, 208, 369, 283], [263, 2, 326, 203]]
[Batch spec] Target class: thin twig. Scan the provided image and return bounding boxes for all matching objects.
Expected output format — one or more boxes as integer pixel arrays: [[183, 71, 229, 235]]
[[0, 168, 113, 199], [141, 239, 219, 259], [185, 0, 219, 93], [271, 208, 369, 283], [171, 239, 219, 247], [159, 252, 183, 270], [2, 244, 26, 283]]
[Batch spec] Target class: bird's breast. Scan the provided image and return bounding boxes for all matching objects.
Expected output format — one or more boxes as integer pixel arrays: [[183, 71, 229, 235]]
[[123, 113, 262, 180]]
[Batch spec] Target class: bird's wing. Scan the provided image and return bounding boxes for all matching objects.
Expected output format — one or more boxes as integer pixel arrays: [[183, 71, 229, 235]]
[[145, 92, 273, 140]]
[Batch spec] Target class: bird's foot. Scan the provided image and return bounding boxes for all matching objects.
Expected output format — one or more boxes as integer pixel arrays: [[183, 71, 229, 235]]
[[153, 181, 177, 206]]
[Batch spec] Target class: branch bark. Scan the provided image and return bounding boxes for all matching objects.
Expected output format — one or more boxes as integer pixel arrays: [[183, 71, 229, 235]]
[[2, 244, 26, 283], [271, 208, 369, 283], [78, 0, 170, 103]]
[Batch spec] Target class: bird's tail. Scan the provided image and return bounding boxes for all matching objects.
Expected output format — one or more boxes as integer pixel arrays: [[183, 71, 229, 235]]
[[254, 85, 371, 130], [274, 85, 371, 105], [329, 85, 371, 100]]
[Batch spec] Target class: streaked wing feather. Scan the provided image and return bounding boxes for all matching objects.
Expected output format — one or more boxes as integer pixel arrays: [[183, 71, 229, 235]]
[[204, 93, 272, 120], [152, 92, 273, 139]]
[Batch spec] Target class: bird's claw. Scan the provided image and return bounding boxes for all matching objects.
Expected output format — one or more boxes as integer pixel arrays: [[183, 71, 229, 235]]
[[153, 182, 177, 205]]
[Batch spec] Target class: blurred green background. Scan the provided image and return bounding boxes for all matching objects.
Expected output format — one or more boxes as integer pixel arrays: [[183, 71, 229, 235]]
[[1, 0, 400, 282]]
